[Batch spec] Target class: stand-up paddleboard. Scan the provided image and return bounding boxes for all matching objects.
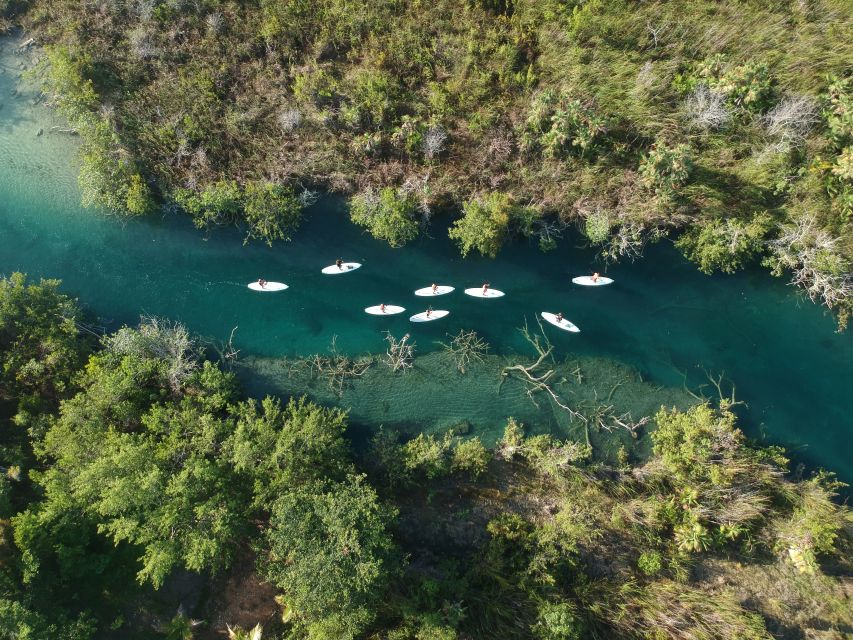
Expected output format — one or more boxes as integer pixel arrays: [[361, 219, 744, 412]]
[[541, 312, 580, 333], [248, 281, 288, 292], [365, 305, 406, 316], [414, 285, 454, 297], [572, 275, 613, 286], [464, 287, 505, 298], [322, 262, 362, 275], [410, 310, 449, 323]]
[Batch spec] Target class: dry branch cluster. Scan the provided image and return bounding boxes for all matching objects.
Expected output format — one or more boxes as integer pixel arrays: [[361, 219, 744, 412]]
[[438, 329, 489, 373]]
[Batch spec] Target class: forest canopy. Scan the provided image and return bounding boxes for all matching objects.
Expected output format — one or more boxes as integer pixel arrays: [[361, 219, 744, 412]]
[[1, 275, 851, 638]]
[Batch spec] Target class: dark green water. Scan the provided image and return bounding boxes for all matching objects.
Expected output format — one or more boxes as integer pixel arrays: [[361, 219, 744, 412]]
[[1, 38, 851, 479]]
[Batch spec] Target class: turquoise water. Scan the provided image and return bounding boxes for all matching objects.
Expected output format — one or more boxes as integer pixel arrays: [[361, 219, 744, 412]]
[[1, 38, 852, 479]]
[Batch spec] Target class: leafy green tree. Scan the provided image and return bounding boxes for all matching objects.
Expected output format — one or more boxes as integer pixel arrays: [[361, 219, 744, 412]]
[[449, 192, 524, 258], [262, 476, 398, 638], [350, 187, 421, 247], [676, 213, 772, 274], [36, 323, 246, 587], [583, 211, 611, 245], [227, 396, 351, 508], [450, 438, 490, 478], [176, 180, 243, 229], [0, 599, 96, 640], [243, 181, 303, 244], [403, 433, 452, 481], [0, 274, 89, 405]]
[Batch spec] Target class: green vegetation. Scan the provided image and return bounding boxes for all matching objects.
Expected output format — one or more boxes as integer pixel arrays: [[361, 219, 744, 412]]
[[350, 187, 421, 247], [13, 0, 852, 323], [1, 274, 851, 638]]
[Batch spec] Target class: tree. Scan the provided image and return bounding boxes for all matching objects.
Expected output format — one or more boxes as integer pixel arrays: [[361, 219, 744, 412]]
[[449, 192, 527, 258], [262, 476, 398, 638], [350, 187, 421, 247], [227, 396, 352, 508], [450, 438, 491, 478], [676, 213, 772, 274], [0, 273, 89, 405], [36, 323, 246, 587], [243, 181, 303, 245], [176, 180, 242, 229]]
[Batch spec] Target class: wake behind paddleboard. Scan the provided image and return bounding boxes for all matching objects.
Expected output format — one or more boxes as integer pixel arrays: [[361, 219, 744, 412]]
[[365, 305, 406, 315], [414, 285, 454, 297], [322, 262, 361, 274], [409, 310, 449, 322], [541, 312, 580, 333], [464, 287, 505, 298], [248, 281, 288, 291], [572, 275, 613, 286]]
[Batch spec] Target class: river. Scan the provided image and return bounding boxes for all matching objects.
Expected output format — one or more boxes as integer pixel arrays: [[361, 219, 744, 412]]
[[1, 36, 851, 480]]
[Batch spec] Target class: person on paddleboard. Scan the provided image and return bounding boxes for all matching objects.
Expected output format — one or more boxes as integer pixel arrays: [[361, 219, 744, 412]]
[[336, 258, 344, 270], [591, 272, 600, 283], [431, 283, 438, 294], [380, 303, 386, 313], [556, 312, 563, 323], [482, 282, 490, 295], [257, 278, 267, 288], [426, 307, 433, 318]]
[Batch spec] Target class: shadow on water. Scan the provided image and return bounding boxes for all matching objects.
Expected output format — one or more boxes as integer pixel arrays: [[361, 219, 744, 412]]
[[0, 35, 851, 485]]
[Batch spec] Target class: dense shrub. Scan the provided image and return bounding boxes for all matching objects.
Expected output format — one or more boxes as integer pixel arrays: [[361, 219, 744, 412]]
[[350, 187, 421, 247], [676, 213, 773, 274]]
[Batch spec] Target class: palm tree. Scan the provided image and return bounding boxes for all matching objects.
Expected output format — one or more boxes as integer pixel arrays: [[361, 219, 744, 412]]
[[226, 623, 263, 640]]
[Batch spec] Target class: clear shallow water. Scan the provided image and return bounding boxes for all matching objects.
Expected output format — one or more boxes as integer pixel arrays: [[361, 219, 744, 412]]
[[1, 37, 851, 480]]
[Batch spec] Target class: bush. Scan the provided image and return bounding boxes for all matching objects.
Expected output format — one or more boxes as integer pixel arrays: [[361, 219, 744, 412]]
[[176, 180, 242, 228], [535, 601, 584, 640], [772, 472, 848, 574], [683, 56, 775, 113], [496, 417, 525, 461], [403, 433, 452, 480], [350, 187, 421, 247], [449, 192, 533, 258], [243, 181, 303, 244], [525, 91, 605, 157], [637, 550, 663, 576], [263, 476, 398, 636], [675, 213, 772, 274], [450, 438, 491, 478], [583, 210, 611, 245], [640, 142, 693, 194]]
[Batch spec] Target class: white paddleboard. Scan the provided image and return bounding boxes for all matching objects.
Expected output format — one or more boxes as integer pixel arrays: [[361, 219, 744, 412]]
[[248, 281, 288, 292], [541, 312, 580, 333], [322, 262, 362, 275], [572, 275, 613, 286], [414, 285, 454, 297], [365, 305, 406, 316], [409, 310, 449, 323], [464, 287, 505, 298]]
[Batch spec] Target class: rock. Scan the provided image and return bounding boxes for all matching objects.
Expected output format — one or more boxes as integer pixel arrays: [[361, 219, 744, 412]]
[[36, 129, 43, 137]]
